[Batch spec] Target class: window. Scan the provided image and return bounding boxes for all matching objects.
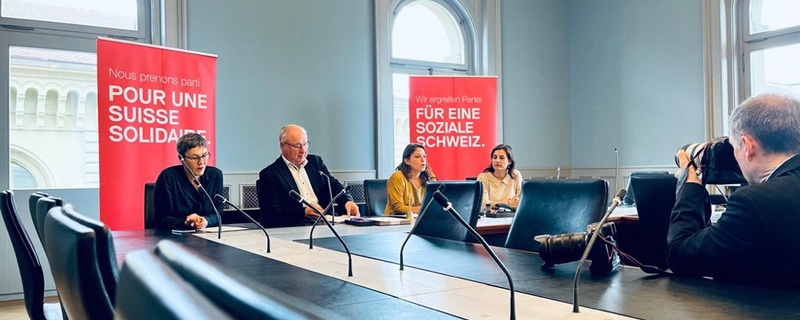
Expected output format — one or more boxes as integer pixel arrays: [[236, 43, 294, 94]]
[[1, 0, 154, 190], [392, 0, 465, 64], [386, 0, 474, 167], [9, 46, 98, 188], [739, 0, 800, 98], [0, 0, 145, 38]]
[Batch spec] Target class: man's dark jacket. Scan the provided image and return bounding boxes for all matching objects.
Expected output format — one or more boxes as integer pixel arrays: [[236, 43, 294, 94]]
[[258, 154, 352, 228]]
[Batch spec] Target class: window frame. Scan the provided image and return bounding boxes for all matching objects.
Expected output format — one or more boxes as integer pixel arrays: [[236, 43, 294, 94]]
[[0, 0, 163, 191], [0, 0, 151, 41], [737, 0, 800, 100], [375, 0, 500, 178]]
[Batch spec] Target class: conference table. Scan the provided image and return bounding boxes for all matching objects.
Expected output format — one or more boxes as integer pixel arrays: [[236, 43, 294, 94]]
[[113, 221, 798, 319]]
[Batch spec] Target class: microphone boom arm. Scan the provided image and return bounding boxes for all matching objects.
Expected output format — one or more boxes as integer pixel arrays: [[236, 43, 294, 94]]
[[572, 189, 626, 313], [181, 158, 222, 240], [398, 185, 441, 271], [215, 195, 270, 253], [431, 191, 516, 320], [308, 184, 348, 249], [290, 189, 354, 277]]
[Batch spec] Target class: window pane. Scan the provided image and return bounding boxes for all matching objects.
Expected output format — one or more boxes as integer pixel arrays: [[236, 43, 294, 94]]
[[392, 73, 410, 166], [749, 43, 800, 96], [11, 162, 37, 188], [9, 46, 98, 189], [1, 0, 139, 31], [749, 0, 800, 34], [392, 0, 465, 64]]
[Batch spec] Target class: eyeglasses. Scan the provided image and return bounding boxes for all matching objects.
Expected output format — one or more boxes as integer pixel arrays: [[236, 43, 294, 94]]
[[184, 152, 211, 162], [282, 141, 311, 149]]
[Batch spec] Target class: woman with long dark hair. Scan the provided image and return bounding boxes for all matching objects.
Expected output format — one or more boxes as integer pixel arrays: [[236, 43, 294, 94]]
[[384, 143, 437, 215], [477, 144, 522, 209]]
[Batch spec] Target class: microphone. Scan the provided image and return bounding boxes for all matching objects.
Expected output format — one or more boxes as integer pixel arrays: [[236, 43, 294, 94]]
[[289, 189, 354, 277], [308, 184, 350, 249], [572, 188, 626, 313], [180, 156, 222, 240], [214, 194, 270, 253], [399, 183, 443, 271], [430, 190, 516, 320], [319, 171, 338, 217]]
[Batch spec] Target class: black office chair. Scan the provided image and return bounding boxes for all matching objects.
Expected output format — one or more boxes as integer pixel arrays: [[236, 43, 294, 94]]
[[412, 181, 483, 242], [622, 171, 669, 206], [629, 174, 677, 270], [155, 240, 330, 320], [1, 190, 63, 320], [61, 204, 119, 304], [33, 197, 59, 247], [44, 206, 113, 320], [115, 249, 232, 320], [505, 179, 608, 252], [28, 192, 48, 242], [363, 179, 388, 217], [144, 182, 156, 229]]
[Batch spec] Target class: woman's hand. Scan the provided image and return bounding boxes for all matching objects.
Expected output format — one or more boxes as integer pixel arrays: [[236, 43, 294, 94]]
[[184, 213, 208, 229]]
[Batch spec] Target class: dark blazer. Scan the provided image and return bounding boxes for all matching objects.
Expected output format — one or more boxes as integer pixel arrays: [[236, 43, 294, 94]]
[[257, 154, 353, 228], [667, 154, 800, 287], [154, 165, 224, 230]]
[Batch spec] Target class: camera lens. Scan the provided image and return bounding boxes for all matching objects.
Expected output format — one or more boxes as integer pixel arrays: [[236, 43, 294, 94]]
[[675, 142, 707, 168], [538, 233, 588, 265]]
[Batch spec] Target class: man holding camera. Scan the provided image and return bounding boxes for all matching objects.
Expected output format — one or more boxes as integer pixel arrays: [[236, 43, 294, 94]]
[[668, 93, 800, 287]]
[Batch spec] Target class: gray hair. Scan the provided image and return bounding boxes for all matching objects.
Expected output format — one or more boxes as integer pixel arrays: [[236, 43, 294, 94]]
[[730, 93, 800, 154], [177, 132, 207, 156], [278, 124, 307, 143]]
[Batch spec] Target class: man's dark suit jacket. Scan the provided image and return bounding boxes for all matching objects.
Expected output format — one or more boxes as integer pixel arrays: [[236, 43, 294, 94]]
[[667, 153, 800, 287], [257, 154, 353, 228]]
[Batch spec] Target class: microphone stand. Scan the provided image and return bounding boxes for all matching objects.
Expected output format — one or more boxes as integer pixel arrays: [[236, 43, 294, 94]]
[[432, 190, 516, 320], [214, 194, 270, 253], [290, 189, 353, 277], [181, 158, 221, 239], [308, 182, 348, 249], [572, 189, 626, 313], [614, 148, 620, 193], [399, 184, 443, 271], [319, 171, 338, 218]]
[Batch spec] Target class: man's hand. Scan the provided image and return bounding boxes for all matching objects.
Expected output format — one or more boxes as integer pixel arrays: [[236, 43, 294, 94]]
[[304, 203, 324, 218], [345, 201, 360, 217], [184, 213, 208, 229], [675, 149, 702, 185]]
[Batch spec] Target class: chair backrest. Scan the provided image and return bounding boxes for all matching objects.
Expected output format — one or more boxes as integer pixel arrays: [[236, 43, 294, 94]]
[[28, 192, 48, 242], [33, 197, 58, 247], [61, 204, 119, 304], [622, 171, 669, 205], [44, 206, 113, 320], [630, 174, 677, 270], [155, 240, 330, 320], [115, 249, 232, 320], [363, 179, 388, 217], [412, 181, 483, 242], [1, 190, 47, 320], [144, 182, 156, 229], [505, 179, 608, 252]]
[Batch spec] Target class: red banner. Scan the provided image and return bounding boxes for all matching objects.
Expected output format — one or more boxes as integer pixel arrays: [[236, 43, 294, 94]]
[[409, 76, 497, 180], [97, 38, 217, 230]]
